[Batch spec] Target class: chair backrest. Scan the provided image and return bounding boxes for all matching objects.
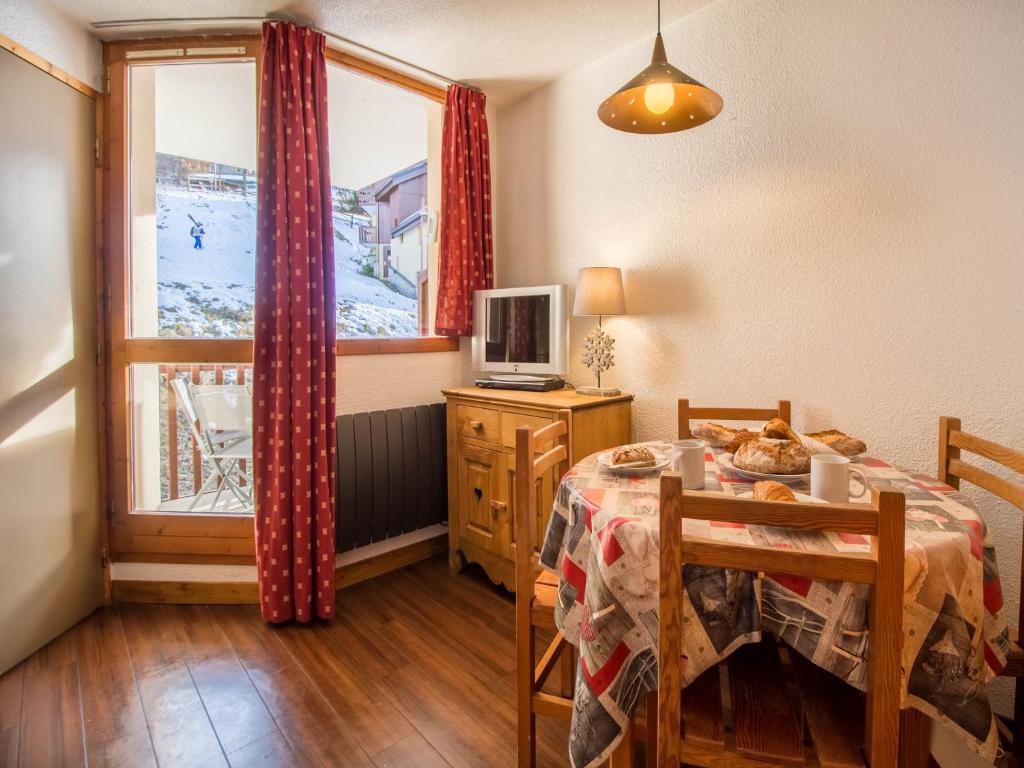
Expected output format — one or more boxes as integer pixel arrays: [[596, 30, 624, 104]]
[[191, 384, 252, 431], [171, 377, 213, 454], [657, 474, 905, 767], [938, 416, 1024, 640], [514, 410, 572, 598], [938, 416, 1024, 509], [677, 398, 792, 439]]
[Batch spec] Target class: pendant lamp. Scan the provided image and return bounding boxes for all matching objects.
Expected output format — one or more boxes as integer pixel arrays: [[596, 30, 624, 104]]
[[598, 0, 722, 134]]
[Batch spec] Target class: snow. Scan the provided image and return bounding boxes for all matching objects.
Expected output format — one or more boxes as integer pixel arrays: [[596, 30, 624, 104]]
[[155, 184, 417, 338]]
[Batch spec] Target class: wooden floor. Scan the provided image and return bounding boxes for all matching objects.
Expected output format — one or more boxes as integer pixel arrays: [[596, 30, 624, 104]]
[[0, 556, 573, 767]]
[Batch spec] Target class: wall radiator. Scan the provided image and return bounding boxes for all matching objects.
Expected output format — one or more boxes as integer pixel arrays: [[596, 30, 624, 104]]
[[335, 403, 447, 552]]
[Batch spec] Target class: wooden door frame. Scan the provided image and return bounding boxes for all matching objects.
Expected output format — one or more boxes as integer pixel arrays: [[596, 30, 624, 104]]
[[101, 34, 452, 563], [102, 36, 263, 562]]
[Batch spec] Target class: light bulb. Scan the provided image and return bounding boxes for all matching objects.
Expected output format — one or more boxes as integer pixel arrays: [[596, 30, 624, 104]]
[[643, 83, 675, 115]]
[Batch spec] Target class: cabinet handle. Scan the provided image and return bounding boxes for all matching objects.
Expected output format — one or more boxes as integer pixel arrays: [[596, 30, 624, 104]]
[[469, 420, 483, 430], [490, 501, 507, 518]]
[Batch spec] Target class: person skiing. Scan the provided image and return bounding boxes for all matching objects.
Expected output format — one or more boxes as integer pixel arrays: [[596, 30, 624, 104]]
[[190, 220, 205, 250]]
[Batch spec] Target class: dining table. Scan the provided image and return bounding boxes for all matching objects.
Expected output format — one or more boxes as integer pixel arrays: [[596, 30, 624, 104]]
[[538, 440, 1010, 768]]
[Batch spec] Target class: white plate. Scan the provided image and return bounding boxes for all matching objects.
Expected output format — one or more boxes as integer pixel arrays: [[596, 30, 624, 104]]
[[736, 491, 826, 503], [718, 452, 811, 483], [597, 448, 671, 476]]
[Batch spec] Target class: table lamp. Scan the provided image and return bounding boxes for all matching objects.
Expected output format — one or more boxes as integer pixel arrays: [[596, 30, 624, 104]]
[[573, 267, 626, 396]]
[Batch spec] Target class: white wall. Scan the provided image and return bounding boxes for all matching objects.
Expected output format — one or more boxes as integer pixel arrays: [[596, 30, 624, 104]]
[[497, 0, 1024, 713], [0, 0, 102, 90], [336, 345, 471, 414]]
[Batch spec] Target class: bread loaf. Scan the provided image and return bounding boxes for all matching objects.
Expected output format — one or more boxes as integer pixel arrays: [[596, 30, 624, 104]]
[[805, 429, 867, 457], [612, 445, 656, 466], [733, 438, 811, 475], [692, 423, 737, 448]]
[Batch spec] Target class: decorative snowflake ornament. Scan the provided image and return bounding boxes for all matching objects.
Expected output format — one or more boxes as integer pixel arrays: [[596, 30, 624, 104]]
[[581, 325, 616, 388]]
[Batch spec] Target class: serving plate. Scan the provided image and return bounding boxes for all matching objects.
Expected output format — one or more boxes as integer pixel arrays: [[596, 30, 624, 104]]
[[718, 452, 811, 483], [597, 448, 671, 476]]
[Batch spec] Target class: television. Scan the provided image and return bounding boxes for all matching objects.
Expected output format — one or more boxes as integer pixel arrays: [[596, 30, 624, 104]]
[[472, 285, 568, 376]]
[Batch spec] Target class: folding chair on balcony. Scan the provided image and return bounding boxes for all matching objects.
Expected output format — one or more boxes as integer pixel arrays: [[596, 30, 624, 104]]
[[171, 378, 253, 513]]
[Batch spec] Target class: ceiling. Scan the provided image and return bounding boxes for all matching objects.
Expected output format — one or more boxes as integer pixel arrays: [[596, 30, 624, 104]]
[[47, 0, 714, 106]]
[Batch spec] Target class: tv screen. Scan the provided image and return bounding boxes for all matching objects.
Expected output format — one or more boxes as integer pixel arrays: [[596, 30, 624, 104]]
[[484, 295, 551, 365]]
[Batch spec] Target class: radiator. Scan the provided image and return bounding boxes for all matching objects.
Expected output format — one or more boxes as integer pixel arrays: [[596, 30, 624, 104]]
[[335, 403, 447, 552]]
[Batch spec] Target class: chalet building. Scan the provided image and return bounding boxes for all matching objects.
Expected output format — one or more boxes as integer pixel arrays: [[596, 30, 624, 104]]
[[358, 159, 430, 332]]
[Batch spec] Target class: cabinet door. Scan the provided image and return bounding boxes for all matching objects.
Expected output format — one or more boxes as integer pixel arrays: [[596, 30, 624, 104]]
[[504, 452, 558, 562], [456, 443, 505, 554]]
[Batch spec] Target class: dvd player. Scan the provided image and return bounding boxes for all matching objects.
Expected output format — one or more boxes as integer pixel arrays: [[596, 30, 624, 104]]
[[475, 376, 565, 392]]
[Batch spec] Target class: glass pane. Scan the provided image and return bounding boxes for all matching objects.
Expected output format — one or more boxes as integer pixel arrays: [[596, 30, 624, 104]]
[[484, 295, 552, 364], [327, 65, 442, 338], [129, 62, 257, 338], [129, 363, 253, 514]]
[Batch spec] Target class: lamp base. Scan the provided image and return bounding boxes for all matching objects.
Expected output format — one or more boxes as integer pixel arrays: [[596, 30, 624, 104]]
[[575, 386, 622, 397]]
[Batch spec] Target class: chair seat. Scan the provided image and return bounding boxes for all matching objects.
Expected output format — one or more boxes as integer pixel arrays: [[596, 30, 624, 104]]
[[676, 638, 866, 768], [212, 437, 253, 460], [531, 571, 559, 631], [1003, 629, 1024, 677]]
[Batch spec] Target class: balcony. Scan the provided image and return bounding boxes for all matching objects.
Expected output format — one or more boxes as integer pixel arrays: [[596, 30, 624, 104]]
[[149, 363, 254, 514]]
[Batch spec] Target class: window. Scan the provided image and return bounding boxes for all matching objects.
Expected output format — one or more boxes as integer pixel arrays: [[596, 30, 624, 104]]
[[129, 61, 257, 339], [326, 64, 443, 338], [103, 38, 455, 563]]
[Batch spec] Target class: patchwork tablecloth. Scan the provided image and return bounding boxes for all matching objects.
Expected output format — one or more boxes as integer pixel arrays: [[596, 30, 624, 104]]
[[539, 442, 1009, 767]]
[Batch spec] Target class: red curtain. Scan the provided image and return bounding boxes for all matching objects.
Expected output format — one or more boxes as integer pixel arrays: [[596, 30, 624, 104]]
[[253, 21, 336, 623], [435, 85, 494, 337]]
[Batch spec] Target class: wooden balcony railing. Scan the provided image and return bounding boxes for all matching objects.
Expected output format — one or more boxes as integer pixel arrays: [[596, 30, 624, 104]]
[[160, 363, 252, 501]]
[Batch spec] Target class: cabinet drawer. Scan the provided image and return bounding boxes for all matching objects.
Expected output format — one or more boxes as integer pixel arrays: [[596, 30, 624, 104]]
[[456, 403, 501, 444], [501, 412, 553, 449]]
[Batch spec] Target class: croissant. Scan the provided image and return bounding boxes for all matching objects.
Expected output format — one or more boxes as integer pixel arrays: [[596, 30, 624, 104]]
[[761, 418, 802, 443], [752, 480, 797, 502], [724, 428, 758, 454]]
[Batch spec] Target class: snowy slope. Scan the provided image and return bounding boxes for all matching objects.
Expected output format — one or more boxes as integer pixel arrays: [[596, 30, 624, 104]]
[[155, 185, 416, 338]]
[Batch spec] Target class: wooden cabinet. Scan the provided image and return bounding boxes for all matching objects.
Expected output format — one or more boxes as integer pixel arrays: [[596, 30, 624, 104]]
[[442, 386, 633, 590], [455, 443, 504, 554]]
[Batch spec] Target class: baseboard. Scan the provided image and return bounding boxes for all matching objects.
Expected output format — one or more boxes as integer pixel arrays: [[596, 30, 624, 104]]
[[111, 527, 448, 604], [111, 579, 259, 604], [337, 531, 447, 590]]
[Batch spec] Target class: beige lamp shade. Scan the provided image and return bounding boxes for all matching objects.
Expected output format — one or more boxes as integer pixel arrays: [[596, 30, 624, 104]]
[[574, 267, 626, 316]]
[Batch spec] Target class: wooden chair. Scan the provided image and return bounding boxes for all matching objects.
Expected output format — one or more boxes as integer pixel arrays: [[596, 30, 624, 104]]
[[938, 416, 1024, 757], [656, 474, 905, 767], [677, 399, 792, 439], [515, 411, 575, 767]]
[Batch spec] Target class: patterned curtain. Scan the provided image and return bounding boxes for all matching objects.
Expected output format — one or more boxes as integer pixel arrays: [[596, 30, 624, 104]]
[[435, 84, 494, 337], [253, 21, 337, 623]]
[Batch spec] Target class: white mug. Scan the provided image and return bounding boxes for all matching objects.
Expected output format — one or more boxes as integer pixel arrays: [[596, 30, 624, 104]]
[[811, 454, 868, 503], [672, 439, 706, 490]]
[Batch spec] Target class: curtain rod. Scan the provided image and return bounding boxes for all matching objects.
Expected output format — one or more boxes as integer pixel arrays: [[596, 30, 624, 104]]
[[91, 15, 480, 92]]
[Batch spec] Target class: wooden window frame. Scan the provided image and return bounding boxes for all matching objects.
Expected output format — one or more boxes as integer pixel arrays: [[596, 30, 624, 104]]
[[102, 34, 456, 563]]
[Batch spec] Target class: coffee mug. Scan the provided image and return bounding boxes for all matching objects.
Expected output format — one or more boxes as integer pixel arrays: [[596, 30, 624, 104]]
[[810, 454, 868, 503], [672, 439, 706, 490]]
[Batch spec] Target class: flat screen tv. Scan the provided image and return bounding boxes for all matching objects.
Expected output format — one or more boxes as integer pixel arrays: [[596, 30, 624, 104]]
[[472, 285, 567, 376]]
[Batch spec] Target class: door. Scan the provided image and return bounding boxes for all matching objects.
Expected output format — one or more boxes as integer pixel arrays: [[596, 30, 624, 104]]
[[504, 452, 558, 562], [456, 443, 505, 554], [0, 48, 103, 673]]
